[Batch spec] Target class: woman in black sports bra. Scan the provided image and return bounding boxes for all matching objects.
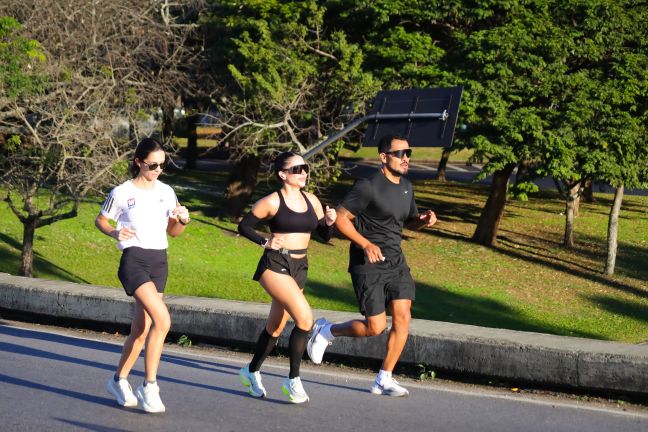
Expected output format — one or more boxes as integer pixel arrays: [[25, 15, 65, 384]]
[[237, 151, 336, 403]]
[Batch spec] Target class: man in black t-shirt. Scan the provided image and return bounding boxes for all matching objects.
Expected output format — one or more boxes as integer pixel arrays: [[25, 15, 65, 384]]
[[307, 134, 437, 397]]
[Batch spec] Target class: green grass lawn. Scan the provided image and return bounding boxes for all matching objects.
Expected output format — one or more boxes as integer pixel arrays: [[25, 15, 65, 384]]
[[1, 170, 647, 343]]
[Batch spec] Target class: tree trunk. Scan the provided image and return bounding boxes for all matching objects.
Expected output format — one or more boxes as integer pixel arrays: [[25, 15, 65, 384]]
[[19, 218, 36, 277], [185, 113, 199, 170], [514, 160, 531, 186], [162, 104, 175, 144], [563, 182, 581, 248], [573, 193, 581, 217], [435, 147, 451, 181], [471, 163, 516, 246], [604, 185, 624, 275], [582, 178, 594, 203], [223, 153, 261, 219]]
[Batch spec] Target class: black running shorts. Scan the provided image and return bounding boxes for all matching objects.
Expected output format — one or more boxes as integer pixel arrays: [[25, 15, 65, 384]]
[[350, 267, 415, 317], [253, 249, 309, 290], [118, 247, 168, 296]]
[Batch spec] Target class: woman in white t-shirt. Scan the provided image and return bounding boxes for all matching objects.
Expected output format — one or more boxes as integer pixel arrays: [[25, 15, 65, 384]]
[[95, 137, 190, 413]]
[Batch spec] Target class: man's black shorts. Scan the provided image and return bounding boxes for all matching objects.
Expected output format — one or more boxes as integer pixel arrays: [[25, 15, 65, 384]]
[[253, 249, 308, 290], [118, 247, 168, 296], [350, 267, 415, 317]]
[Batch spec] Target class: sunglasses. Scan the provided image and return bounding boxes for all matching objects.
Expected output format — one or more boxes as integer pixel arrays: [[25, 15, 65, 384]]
[[283, 164, 310, 174], [141, 161, 166, 171], [384, 149, 412, 159]]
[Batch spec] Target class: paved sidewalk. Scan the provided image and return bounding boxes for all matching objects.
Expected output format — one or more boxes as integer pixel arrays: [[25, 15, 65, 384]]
[[1, 273, 647, 396]]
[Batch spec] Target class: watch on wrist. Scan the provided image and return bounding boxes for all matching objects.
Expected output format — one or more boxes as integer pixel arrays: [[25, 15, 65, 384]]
[[179, 217, 190, 226], [261, 238, 269, 248]]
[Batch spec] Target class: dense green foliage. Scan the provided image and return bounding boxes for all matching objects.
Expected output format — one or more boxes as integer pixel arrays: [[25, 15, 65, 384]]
[[201, 0, 380, 181], [0, 16, 46, 98], [200, 0, 646, 241]]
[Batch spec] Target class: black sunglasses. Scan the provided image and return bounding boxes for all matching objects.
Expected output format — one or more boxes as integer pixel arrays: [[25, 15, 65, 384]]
[[283, 164, 310, 174], [142, 161, 166, 171], [384, 149, 412, 159]]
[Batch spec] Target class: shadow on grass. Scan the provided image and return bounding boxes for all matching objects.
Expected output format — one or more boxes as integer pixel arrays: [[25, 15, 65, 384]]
[[412, 281, 601, 339], [491, 240, 647, 299], [165, 169, 228, 218], [496, 234, 600, 274], [0, 232, 89, 284], [612, 241, 648, 281], [308, 276, 602, 339], [584, 294, 648, 326], [497, 228, 648, 286], [307, 279, 358, 310]]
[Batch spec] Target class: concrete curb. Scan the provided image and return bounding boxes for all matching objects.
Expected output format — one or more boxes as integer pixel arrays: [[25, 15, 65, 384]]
[[1, 273, 647, 395]]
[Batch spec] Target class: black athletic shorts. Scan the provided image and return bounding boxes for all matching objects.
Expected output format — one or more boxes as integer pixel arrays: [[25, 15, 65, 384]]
[[350, 267, 415, 317], [118, 247, 168, 296], [253, 249, 308, 290]]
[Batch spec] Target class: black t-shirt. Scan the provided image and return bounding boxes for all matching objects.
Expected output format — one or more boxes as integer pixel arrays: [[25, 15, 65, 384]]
[[341, 170, 419, 274]]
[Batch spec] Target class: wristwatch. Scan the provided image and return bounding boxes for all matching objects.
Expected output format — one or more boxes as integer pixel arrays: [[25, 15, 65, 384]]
[[179, 217, 191, 226]]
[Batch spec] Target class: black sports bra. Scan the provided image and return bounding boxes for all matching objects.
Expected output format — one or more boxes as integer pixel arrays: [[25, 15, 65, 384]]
[[268, 190, 319, 233]]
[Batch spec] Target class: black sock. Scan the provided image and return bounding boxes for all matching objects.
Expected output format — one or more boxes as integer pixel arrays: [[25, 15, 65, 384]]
[[249, 328, 279, 372], [288, 326, 310, 379]]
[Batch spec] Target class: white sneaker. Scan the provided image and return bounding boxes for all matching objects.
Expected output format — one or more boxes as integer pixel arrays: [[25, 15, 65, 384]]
[[239, 365, 267, 398], [135, 382, 166, 413], [106, 377, 138, 407], [281, 377, 309, 404], [307, 318, 333, 364], [370, 377, 410, 397]]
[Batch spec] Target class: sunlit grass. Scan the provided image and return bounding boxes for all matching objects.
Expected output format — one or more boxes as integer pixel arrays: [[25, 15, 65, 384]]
[[1, 170, 646, 343]]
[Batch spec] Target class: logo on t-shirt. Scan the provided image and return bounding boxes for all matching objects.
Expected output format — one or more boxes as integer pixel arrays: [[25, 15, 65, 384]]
[[127, 198, 136, 209]]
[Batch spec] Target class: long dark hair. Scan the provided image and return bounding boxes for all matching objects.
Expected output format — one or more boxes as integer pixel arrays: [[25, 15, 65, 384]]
[[273, 151, 300, 181], [130, 137, 165, 178]]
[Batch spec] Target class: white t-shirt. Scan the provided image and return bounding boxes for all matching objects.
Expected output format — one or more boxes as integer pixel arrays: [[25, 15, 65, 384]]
[[101, 179, 178, 250]]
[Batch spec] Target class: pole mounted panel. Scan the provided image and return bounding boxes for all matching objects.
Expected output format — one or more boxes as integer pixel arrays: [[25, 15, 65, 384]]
[[303, 86, 462, 160]]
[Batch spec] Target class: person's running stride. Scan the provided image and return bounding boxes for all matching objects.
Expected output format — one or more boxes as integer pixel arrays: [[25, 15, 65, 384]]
[[237, 151, 336, 403], [308, 134, 437, 397], [96, 137, 190, 413]]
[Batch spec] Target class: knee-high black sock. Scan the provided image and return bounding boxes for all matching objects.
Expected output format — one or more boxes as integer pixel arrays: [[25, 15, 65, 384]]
[[249, 328, 278, 372], [288, 326, 310, 379]]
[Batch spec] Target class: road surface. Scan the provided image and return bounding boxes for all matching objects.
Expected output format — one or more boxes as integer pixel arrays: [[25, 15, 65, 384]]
[[1, 321, 646, 432]]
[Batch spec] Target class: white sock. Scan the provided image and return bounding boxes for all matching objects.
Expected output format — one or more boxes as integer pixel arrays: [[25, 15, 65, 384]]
[[321, 324, 335, 341], [376, 369, 391, 384]]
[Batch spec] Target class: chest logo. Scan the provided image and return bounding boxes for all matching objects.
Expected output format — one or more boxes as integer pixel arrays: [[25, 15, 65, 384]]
[[127, 198, 136, 209]]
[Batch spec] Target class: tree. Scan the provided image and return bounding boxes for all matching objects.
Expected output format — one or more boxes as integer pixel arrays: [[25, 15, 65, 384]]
[[324, 0, 464, 175], [4, 0, 207, 146], [456, 2, 571, 246], [534, 1, 648, 258], [0, 16, 122, 276], [0, 1, 205, 276], [201, 0, 380, 218]]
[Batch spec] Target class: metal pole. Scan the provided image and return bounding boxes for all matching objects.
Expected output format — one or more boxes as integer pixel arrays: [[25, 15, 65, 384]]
[[302, 110, 448, 160]]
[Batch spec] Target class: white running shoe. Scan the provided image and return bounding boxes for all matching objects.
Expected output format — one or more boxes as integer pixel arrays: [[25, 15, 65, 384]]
[[239, 365, 267, 398], [135, 382, 166, 413], [370, 377, 410, 397], [307, 318, 333, 364], [106, 377, 138, 407], [281, 377, 309, 404]]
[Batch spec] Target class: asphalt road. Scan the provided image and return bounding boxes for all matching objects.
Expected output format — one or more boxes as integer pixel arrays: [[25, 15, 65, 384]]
[[1, 321, 647, 432]]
